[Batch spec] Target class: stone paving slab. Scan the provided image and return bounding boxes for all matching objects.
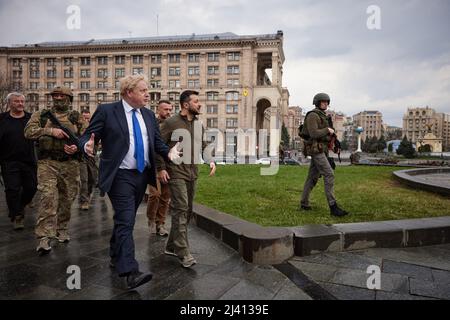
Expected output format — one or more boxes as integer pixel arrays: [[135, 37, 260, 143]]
[[0, 191, 310, 300], [288, 245, 450, 300]]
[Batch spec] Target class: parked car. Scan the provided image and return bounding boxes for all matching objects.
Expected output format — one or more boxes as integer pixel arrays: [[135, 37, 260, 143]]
[[255, 157, 271, 165], [214, 156, 237, 165], [282, 158, 301, 165]]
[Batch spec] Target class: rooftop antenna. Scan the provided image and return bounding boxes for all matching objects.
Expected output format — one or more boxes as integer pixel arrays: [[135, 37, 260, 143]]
[[156, 14, 159, 36]]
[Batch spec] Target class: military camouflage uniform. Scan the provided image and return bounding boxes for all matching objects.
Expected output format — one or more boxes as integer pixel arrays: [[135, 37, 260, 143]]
[[24, 105, 87, 247]]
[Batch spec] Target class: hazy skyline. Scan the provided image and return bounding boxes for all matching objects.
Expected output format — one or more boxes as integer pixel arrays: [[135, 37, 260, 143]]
[[1, 0, 449, 126]]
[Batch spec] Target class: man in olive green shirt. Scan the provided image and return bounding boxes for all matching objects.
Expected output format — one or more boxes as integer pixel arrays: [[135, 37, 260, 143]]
[[300, 93, 349, 217], [158, 90, 216, 268]]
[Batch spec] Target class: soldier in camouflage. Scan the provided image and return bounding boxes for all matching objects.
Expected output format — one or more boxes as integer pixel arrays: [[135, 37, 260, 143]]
[[300, 93, 349, 217], [24, 86, 87, 254]]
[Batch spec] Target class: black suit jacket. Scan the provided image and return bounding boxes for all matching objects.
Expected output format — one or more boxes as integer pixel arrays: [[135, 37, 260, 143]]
[[79, 101, 169, 194]]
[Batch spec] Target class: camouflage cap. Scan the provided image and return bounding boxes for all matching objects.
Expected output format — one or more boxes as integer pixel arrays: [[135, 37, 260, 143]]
[[50, 86, 73, 101]]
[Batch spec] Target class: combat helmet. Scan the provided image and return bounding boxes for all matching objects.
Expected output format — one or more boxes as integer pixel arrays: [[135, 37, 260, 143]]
[[313, 93, 330, 107]]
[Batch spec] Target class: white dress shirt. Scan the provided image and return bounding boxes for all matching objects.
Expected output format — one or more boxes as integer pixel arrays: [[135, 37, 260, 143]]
[[119, 100, 150, 170]]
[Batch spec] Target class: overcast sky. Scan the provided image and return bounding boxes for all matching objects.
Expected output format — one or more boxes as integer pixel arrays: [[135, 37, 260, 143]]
[[1, 0, 449, 126]]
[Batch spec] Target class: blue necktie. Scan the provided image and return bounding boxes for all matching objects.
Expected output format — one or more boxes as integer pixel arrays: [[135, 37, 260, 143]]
[[132, 109, 145, 173]]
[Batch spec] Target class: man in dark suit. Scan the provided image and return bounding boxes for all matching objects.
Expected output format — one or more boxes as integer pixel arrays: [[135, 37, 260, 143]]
[[79, 75, 179, 289]]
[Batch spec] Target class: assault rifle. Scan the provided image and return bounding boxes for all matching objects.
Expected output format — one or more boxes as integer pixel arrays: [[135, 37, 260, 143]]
[[326, 115, 342, 165], [42, 110, 97, 168]]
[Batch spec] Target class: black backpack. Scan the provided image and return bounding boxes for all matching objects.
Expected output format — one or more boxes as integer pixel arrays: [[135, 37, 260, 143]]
[[298, 111, 316, 140]]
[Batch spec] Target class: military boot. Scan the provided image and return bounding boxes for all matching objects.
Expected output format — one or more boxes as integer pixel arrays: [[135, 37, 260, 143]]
[[36, 237, 52, 254], [330, 203, 349, 217], [13, 215, 25, 230], [56, 230, 71, 243]]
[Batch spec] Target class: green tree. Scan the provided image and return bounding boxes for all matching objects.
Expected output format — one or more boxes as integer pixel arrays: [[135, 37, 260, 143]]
[[397, 136, 416, 158], [362, 136, 370, 152], [418, 144, 432, 153], [368, 136, 379, 153], [281, 123, 290, 148], [377, 135, 387, 152], [388, 142, 393, 153], [340, 138, 349, 151]]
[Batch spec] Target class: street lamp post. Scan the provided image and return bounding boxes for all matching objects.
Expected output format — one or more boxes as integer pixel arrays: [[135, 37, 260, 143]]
[[355, 126, 364, 153]]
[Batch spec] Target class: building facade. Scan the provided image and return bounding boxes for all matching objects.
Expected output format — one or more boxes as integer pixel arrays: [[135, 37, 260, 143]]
[[284, 106, 303, 149], [402, 106, 450, 151], [352, 110, 384, 141], [327, 111, 345, 141], [0, 31, 289, 157]]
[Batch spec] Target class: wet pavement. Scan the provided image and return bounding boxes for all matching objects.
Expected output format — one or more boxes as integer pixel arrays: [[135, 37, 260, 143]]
[[0, 190, 448, 300], [0, 190, 310, 300]]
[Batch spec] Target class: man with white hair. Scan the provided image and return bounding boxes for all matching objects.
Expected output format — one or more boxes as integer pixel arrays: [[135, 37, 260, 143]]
[[0, 93, 37, 230]]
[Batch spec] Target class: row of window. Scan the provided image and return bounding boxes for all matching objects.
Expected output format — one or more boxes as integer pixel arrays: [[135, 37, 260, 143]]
[[12, 52, 241, 68], [26, 84, 241, 101], [206, 118, 239, 128], [27, 78, 241, 91], [25, 91, 241, 109], [25, 66, 240, 79]]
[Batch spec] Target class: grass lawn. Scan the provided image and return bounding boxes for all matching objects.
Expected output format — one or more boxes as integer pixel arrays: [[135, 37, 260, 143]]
[[195, 165, 450, 227]]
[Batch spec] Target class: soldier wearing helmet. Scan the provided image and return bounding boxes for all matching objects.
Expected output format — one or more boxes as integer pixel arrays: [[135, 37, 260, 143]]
[[299, 92, 349, 217], [24, 85, 87, 254]]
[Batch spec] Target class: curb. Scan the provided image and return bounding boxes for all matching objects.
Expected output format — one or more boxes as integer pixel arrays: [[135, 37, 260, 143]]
[[193, 204, 450, 265], [393, 167, 450, 196]]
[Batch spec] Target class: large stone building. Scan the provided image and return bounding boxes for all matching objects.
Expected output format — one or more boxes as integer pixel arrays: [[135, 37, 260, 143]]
[[402, 106, 450, 151], [0, 31, 289, 157], [284, 106, 303, 149], [352, 110, 384, 141]]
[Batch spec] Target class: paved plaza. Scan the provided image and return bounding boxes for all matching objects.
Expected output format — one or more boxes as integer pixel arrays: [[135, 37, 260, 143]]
[[0, 190, 448, 300]]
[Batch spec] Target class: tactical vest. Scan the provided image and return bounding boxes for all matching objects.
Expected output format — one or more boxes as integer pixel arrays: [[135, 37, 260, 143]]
[[299, 109, 328, 141], [300, 109, 330, 156], [37, 110, 82, 161]]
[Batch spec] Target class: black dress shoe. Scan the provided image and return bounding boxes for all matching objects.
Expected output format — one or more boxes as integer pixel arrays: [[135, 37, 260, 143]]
[[126, 271, 153, 290]]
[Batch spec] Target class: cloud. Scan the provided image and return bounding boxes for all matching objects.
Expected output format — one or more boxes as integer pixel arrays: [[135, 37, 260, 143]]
[[0, 0, 449, 126]]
